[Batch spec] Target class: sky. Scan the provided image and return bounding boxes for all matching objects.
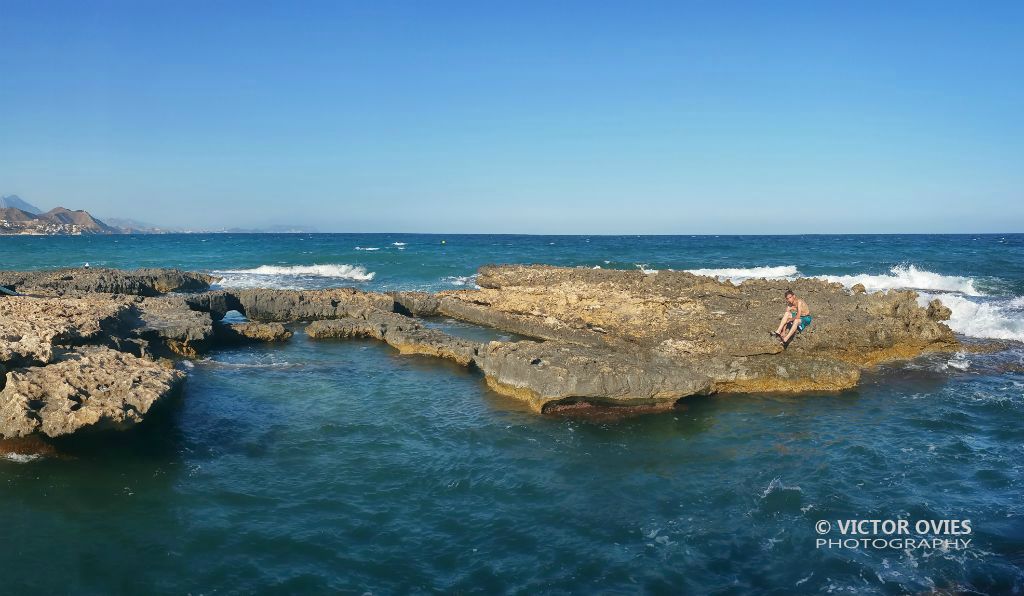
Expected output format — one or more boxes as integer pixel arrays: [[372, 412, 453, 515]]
[[1, 1, 1022, 233]]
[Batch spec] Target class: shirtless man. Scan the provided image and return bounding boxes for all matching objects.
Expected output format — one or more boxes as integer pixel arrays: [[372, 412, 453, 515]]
[[773, 289, 811, 345]]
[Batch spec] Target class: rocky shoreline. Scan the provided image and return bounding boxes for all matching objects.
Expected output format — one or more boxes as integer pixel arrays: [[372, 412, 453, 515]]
[[2, 265, 965, 448]]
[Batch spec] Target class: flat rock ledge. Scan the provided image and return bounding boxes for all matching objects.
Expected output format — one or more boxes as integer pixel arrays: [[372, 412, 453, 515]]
[[1, 264, 966, 444]]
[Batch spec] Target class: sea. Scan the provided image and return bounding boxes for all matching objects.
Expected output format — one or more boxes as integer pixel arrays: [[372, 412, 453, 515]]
[[1, 233, 1022, 594]]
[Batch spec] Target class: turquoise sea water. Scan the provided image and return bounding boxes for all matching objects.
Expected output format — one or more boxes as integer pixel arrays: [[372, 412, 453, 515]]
[[2, 234, 1023, 593]]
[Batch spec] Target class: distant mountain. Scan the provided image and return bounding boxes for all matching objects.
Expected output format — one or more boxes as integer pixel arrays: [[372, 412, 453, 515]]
[[0, 205, 121, 235], [40, 207, 119, 233], [0, 194, 42, 214], [102, 217, 179, 234], [220, 225, 319, 233], [0, 207, 39, 222]]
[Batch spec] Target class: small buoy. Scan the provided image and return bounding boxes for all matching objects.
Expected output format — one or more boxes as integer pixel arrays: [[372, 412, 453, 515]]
[[440, 239, 446, 245]]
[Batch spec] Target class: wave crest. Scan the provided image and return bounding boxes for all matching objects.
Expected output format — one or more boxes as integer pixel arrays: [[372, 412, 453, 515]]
[[214, 264, 376, 288], [219, 264, 375, 280], [819, 265, 980, 295], [686, 265, 799, 282], [918, 292, 1024, 342]]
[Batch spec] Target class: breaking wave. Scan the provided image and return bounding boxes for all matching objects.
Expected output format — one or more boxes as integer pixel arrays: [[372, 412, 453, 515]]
[[814, 265, 1021, 342], [213, 264, 375, 288], [218, 264, 374, 280], [686, 265, 799, 282], [817, 265, 981, 296], [917, 292, 1024, 342], [683, 263, 1021, 342], [443, 275, 478, 287]]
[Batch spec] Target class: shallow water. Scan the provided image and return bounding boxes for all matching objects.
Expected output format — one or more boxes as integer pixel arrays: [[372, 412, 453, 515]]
[[2, 234, 1023, 593]]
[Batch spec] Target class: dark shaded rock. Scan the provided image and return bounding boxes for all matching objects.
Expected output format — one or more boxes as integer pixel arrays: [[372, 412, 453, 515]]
[[927, 298, 953, 321], [134, 297, 214, 357], [0, 268, 216, 296], [182, 290, 243, 321], [391, 291, 441, 316], [474, 340, 711, 412]]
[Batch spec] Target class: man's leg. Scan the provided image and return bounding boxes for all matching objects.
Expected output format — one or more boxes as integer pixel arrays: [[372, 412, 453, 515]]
[[775, 311, 794, 335], [782, 318, 801, 342]]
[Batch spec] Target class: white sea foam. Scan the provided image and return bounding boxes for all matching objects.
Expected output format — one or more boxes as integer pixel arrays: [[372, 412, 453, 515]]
[[818, 265, 980, 295], [214, 264, 375, 288], [685, 262, 1022, 342], [806, 264, 1022, 342], [944, 352, 972, 371], [2, 452, 41, 463], [355, 246, 380, 251], [917, 292, 1024, 342], [392, 242, 406, 246], [218, 264, 374, 281], [686, 265, 799, 282], [444, 275, 478, 288]]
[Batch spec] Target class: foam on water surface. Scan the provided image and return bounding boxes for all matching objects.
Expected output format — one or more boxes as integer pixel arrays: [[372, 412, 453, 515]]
[[818, 264, 980, 295], [214, 263, 376, 288], [686, 264, 799, 281]]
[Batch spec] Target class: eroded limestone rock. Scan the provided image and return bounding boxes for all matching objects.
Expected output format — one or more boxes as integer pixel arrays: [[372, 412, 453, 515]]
[[214, 322, 293, 344], [0, 295, 133, 366], [306, 310, 480, 366], [0, 267, 215, 296], [0, 347, 184, 439]]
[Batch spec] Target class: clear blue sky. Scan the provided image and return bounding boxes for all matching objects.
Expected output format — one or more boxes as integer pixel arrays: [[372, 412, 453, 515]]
[[1, 1, 1022, 233]]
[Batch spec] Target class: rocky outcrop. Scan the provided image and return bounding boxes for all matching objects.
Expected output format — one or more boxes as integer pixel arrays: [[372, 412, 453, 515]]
[[1, 293, 187, 439], [474, 340, 712, 411], [405, 265, 960, 411], [0, 267, 216, 296], [0, 347, 184, 439], [0, 295, 133, 366], [306, 310, 479, 366], [228, 288, 395, 322], [1, 264, 967, 437], [0, 287, 197, 442], [464, 265, 958, 363], [133, 296, 215, 357]]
